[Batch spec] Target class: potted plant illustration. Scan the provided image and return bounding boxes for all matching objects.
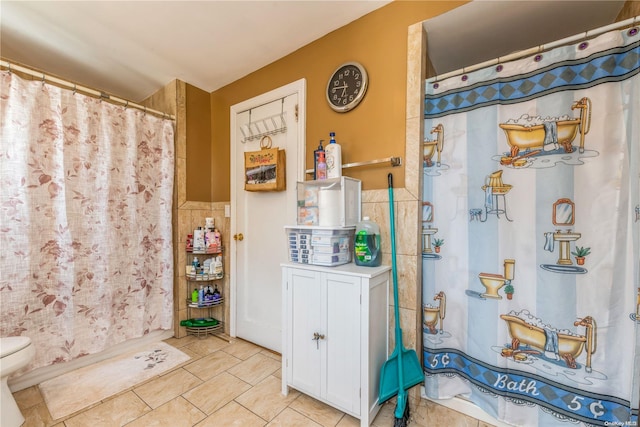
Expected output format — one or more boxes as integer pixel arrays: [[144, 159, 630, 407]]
[[571, 246, 591, 265], [433, 238, 444, 253], [504, 282, 514, 300]]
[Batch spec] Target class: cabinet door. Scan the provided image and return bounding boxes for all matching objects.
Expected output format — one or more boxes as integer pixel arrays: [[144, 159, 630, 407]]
[[324, 272, 361, 415], [287, 268, 322, 397]]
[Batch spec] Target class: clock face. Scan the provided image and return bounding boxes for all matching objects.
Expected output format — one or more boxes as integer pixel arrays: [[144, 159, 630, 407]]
[[326, 62, 368, 113]]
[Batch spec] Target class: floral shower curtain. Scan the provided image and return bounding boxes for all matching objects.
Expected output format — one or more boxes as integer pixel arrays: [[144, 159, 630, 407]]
[[0, 70, 175, 372], [421, 27, 639, 426]]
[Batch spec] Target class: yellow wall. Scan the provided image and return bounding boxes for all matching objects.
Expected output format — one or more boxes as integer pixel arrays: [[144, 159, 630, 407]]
[[209, 1, 467, 201], [186, 83, 212, 201]]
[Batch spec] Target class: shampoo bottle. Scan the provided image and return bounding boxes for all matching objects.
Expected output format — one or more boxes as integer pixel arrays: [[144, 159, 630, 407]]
[[313, 140, 325, 180], [316, 151, 327, 180], [325, 132, 342, 178]]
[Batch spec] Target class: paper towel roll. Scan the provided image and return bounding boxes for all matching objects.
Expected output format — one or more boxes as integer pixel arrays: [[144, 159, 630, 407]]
[[318, 189, 342, 226]]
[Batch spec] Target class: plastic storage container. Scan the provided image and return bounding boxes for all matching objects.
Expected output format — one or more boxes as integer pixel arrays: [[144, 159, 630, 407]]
[[286, 226, 355, 266], [296, 177, 361, 227], [354, 217, 382, 267]]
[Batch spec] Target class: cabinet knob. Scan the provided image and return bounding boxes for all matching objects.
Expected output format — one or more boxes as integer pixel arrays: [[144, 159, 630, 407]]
[[233, 233, 244, 241]]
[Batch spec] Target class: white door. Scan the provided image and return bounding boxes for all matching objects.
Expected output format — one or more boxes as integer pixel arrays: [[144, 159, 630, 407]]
[[230, 80, 306, 352]]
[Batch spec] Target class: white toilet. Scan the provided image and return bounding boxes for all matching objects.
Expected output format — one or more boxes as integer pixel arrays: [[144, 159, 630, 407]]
[[1, 337, 35, 427]]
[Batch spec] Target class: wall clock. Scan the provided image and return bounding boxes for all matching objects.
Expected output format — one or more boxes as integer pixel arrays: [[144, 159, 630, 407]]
[[326, 62, 368, 113]]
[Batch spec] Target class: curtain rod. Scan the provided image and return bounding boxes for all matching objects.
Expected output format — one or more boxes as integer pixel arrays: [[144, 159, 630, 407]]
[[0, 59, 175, 121], [426, 15, 639, 83]]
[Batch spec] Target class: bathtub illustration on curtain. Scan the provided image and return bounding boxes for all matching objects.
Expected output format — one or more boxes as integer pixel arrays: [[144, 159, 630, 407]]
[[424, 123, 449, 176], [494, 98, 596, 169], [498, 310, 598, 375], [423, 291, 446, 334]]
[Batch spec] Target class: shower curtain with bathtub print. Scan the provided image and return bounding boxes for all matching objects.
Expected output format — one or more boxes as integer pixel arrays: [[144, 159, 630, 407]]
[[421, 28, 639, 426], [0, 70, 175, 373]]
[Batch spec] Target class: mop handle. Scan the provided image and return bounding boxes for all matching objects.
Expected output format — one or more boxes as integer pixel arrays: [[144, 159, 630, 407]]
[[388, 173, 401, 329]]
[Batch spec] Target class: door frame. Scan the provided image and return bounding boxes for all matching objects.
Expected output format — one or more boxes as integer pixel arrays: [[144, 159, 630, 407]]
[[229, 79, 306, 339]]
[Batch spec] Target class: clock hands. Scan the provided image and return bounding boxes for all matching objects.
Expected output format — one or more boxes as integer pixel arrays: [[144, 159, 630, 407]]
[[332, 84, 348, 97]]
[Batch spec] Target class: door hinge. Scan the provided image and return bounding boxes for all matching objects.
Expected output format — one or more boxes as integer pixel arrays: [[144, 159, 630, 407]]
[[295, 104, 299, 122]]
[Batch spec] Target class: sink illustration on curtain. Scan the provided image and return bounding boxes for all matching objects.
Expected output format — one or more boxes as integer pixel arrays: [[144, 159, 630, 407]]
[[421, 27, 639, 427]]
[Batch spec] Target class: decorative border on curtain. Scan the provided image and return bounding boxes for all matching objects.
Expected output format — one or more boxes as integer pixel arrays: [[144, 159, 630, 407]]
[[424, 348, 637, 426], [425, 40, 639, 118]]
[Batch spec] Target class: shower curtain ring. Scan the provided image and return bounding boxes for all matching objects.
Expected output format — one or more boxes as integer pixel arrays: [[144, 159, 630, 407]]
[[72, 84, 77, 95], [7, 63, 11, 74], [124, 100, 129, 109]]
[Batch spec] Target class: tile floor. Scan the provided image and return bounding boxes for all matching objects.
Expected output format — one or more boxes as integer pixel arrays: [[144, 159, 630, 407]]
[[14, 335, 496, 427]]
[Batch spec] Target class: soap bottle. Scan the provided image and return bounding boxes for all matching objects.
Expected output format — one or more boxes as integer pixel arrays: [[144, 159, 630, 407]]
[[325, 132, 342, 178], [316, 151, 327, 180], [313, 140, 325, 180], [354, 217, 382, 267], [213, 286, 221, 301], [191, 288, 198, 303], [198, 285, 204, 304], [213, 255, 223, 279]]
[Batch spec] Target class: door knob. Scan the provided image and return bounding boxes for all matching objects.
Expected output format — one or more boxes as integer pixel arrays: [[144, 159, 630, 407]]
[[233, 233, 244, 241]]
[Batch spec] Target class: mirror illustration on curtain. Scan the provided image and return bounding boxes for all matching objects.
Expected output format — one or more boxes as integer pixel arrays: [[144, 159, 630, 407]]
[[421, 27, 639, 427]]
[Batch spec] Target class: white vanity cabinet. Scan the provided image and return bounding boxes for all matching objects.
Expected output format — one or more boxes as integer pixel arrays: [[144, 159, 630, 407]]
[[281, 262, 390, 426]]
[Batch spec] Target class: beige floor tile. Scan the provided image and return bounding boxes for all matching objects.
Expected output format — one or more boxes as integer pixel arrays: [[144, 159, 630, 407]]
[[425, 400, 478, 427], [125, 396, 205, 427], [235, 375, 300, 421], [371, 402, 396, 427], [14, 386, 44, 411], [194, 401, 267, 427], [336, 413, 360, 426], [183, 350, 242, 381], [222, 338, 263, 360], [226, 352, 280, 385], [21, 402, 55, 427], [182, 371, 251, 415], [164, 335, 199, 349], [266, 407, 322, 427], [272, 367, 282, 380], [183, 336, 231, 356], [63, 391, 151, 427], [288, 394, 345, 427], [133, 368, 202, 408], [260, 348, 282, 362]]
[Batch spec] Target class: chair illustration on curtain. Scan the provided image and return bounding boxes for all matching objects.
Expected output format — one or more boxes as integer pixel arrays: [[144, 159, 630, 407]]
[[421, 26, 639, 427]]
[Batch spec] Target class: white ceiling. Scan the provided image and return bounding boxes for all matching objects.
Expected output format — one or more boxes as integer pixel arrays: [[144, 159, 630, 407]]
[[1, 1, 629, 103]]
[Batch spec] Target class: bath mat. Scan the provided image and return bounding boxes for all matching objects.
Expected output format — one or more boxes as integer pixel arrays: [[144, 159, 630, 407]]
[[39, 341, 190, 420]]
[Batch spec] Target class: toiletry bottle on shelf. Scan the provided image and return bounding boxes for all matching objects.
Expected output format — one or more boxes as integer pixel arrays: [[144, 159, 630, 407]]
[[198, 285, 204, 304], [191, 288, 198, 303], [325, 132, 342, 178], [316, 152, 327, 180], [213, 286, 221, 301], [313, 140, 325, 180], [213, 255, 223, 279]]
